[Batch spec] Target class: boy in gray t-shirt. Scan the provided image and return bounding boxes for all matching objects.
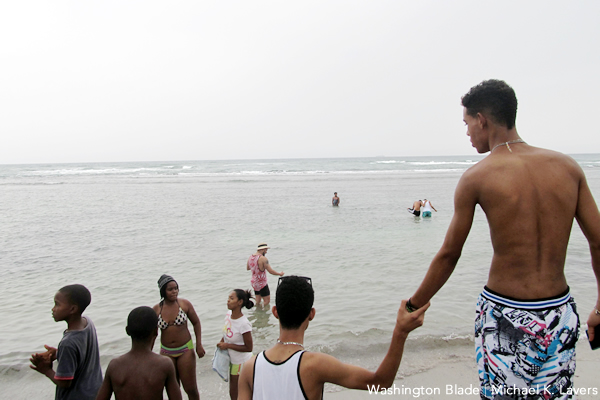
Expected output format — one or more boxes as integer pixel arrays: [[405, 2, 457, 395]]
[[30, 284, 103, 400]]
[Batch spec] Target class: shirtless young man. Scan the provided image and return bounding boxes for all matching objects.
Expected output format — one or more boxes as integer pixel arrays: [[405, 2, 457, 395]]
[[407, 80, 600, 399], [247, 243, 284, 307], [95, 306, 181, 400], [238, 276, 428, 399], [407, 200, 423, 216]]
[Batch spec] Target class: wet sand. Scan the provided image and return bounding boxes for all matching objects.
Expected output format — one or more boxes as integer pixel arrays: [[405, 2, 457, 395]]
[[327, 342, 599, 400]]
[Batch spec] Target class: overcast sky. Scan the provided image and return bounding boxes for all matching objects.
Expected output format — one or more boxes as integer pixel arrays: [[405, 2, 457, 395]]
[[2, 1, 599, 164]]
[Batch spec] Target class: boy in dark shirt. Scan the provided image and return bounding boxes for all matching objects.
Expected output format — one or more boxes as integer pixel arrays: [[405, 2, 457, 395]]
[[30, 284, 103, 400], [95, 306, 181, 400]]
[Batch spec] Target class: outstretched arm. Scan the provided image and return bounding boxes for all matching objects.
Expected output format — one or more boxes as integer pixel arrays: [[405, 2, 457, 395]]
[[574, 172, 600, 341], [313, 300, 429, 390], [410, 175, 477, 308], [260, 256, 283, 276]]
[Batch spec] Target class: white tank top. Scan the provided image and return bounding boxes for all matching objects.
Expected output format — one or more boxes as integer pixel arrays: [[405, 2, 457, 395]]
[[422, 200, 432, 212], [252, 350, 309, 400]]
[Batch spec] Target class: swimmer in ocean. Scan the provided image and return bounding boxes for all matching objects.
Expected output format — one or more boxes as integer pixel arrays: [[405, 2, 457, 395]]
[[332, 192, 340, 206], [407, 200, 423, 216]]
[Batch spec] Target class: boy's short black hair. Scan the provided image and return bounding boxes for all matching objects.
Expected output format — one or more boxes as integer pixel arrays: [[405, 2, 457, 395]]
[[59, 284, 91, 314], [275, 276, 314, 329], [461, 79, 518, 130], [127, 306, 158, 340]]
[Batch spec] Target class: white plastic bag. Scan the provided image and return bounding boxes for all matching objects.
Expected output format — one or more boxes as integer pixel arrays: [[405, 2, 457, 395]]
[[212, 347, 230, 382]]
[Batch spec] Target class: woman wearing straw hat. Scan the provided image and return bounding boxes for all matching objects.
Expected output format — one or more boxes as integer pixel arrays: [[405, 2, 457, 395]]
[[247, 243, 284, 307]]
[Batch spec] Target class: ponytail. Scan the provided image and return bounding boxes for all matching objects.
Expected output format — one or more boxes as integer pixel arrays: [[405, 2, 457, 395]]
[[234, 289, 255, 310]]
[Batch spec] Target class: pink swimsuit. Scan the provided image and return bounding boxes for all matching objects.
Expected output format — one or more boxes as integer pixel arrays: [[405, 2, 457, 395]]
[[248, 254, 267, 291]]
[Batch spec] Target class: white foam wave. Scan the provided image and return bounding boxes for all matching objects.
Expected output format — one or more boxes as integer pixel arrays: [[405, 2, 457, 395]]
[[413, 168, 464, 173], [408, 161, 478, 166], [23, 167, 174, 176]]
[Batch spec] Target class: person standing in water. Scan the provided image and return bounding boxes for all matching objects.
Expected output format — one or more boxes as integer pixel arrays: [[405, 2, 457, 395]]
[[153, 275, 205, 400], [217, 289, 254, 400], [247, 244, 284, 307], [421, 199, 437, 217], [332, 192, 340, 206], [407, 200, 423, 216]]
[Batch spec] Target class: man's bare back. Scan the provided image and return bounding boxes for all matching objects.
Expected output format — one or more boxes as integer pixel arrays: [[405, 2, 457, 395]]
[[99, 350, 180, 400], [412, 200, 422, 211], [462, 145, 582, 298], [95, 307, 182, 400]]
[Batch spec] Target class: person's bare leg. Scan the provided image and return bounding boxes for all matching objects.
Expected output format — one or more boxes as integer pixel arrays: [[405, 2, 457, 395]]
[[229, 374, 239, 400], [176, 350, 200, 400], [255, 294, 262, 307], [262, 295, 271, 306], [167, 355, 180, 384]]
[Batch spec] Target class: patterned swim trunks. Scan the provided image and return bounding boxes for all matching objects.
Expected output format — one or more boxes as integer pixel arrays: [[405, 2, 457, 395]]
[[475, 286, 579, 399]]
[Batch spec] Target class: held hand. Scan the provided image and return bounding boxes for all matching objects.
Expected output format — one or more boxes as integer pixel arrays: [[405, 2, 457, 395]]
[[196, 344, 206, 358], [395, 300, 430, 336], [280, 271, 284, 276], [587, 309, 600, 341]]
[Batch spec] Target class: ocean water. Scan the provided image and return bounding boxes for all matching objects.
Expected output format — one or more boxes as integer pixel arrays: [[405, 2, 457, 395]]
[[1, 155, 600, 399]]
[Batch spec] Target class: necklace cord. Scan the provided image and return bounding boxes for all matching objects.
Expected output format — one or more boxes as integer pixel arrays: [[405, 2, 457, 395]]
[[491, 139, 525, 153], [277, 339, 304, 348]]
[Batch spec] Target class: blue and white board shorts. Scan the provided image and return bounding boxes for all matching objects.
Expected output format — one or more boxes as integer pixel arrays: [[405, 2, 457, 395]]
[[475, 287, 579, 399]]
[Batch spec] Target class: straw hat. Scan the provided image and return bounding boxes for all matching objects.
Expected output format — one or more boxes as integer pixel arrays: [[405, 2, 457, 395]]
[[257, 243, 270, 251]]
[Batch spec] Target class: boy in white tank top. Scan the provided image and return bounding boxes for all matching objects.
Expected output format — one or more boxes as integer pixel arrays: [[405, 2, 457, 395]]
[[238, 276, 429, 400]]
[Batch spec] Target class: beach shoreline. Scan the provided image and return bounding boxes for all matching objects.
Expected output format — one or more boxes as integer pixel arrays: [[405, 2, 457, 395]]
[[7, 336, 598, 399], [327, 341, 599, 400], [2, 157, 600, 399]]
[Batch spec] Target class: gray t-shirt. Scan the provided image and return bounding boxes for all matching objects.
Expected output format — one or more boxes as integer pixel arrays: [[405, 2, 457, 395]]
[[55, 316, 103, 400]]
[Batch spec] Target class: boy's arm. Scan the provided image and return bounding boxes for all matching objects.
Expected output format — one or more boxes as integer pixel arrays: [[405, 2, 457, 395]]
[[184, 300, 206, 358], [238, 355, 257, 400], [312, 301, 428, 390], [94, 363, 114, 400], [164, 360, 183, 400], [30, 347, 72, 389], [29, 359, 72, 388]]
